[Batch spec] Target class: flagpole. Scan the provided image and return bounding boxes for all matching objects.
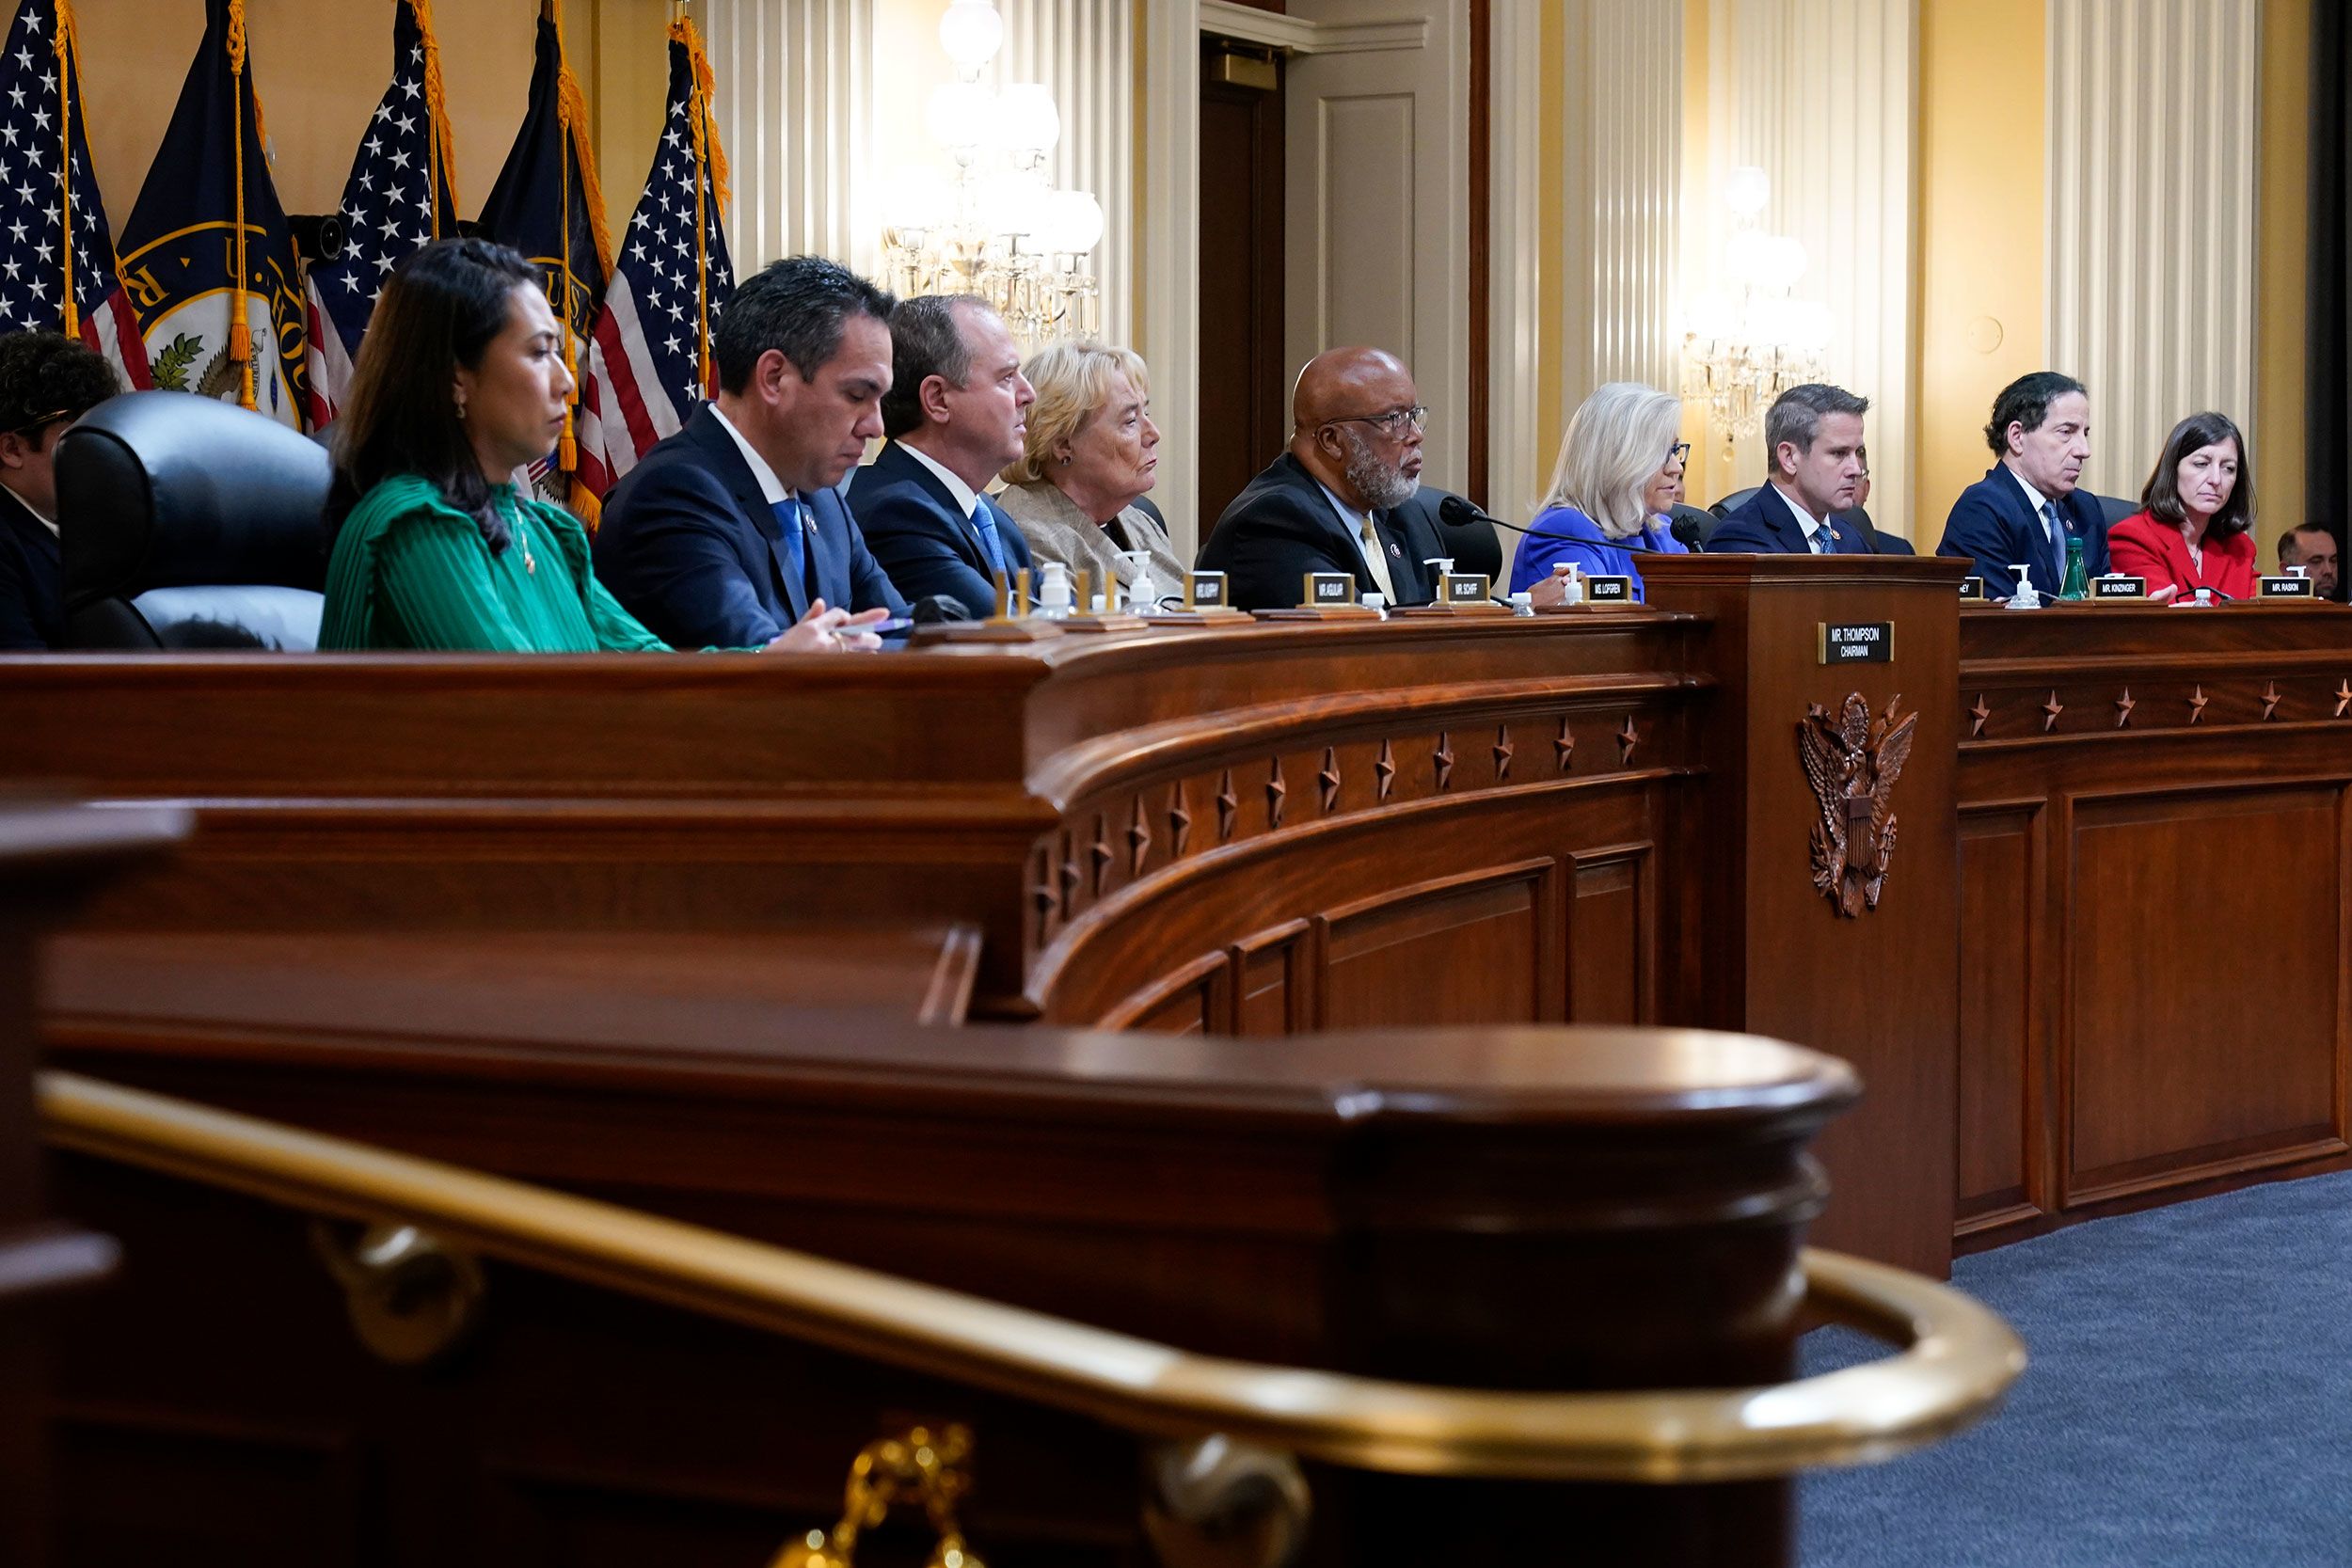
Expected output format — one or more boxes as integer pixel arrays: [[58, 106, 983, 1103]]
[[225, 0, 256, 410], [54, 0, 76, 337]]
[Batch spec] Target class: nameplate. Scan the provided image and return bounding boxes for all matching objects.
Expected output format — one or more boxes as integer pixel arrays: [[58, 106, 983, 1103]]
[[1302, 571, 1358, 608], [1960, 577, 1986, 600], [1185, 571, 1232, 609], [1818, 621, 1893, 664], [2258, 575, 2317, 599], [1583, 575, 1634, 603], [1439, 572, 1492, 605], [2090, 575, 2148, 599]]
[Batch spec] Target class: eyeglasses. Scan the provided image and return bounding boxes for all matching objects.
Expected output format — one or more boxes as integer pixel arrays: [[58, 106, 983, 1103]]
[[1665, 440, 1692, 466], [1327, 404, 1428, 438], [3, 405, 73, 438]]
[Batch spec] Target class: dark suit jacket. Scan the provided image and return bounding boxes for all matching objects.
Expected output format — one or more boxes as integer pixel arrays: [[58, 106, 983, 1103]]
[[1195, 452, 1441, 610], [0, 486, 60, 650], [595, 406, 906, 648], [1704, 484, 1874, 555], [1934, 464, 2109, 597], [847, 440, 1033, 620]]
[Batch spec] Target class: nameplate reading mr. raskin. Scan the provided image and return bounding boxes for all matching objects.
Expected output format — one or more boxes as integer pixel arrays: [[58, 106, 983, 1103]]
[[1817, 622, 1893, 664], [2258, 575, 2317, 599]]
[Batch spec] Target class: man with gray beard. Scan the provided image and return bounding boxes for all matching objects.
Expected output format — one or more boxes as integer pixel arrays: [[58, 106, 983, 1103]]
[[1197, 346, 1445, 610]]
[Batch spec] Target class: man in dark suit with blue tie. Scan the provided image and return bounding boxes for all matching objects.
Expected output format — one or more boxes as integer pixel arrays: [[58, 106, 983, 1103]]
[[595, 258, 907, 649], [1934, 372, 2107, 599], [0, 332, 122, 650], [1705, 384, 1876, 555], [847, 295, 1036, 620]]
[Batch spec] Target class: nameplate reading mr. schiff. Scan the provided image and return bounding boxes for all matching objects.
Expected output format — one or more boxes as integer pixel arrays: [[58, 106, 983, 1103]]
[[2258, 575, 2317, 599], [1302, 572, 1358, 607], [1817, 622, 1893, 664], [1439, 572, 1492, 605]]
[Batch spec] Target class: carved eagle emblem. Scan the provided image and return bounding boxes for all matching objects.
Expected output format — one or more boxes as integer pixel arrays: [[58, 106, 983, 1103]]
[[1798, 693, 1918, 917]]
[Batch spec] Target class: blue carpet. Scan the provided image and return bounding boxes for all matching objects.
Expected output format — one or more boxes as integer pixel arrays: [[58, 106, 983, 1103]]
[[1799, 1170, 2352, 1566]]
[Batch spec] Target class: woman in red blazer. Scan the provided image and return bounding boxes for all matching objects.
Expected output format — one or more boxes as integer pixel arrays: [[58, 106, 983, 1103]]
[[2107, 411, 2258, 602]]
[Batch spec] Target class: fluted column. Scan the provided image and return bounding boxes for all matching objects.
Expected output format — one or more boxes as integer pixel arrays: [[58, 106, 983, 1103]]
[[2048, 0, 2261, 499], [993, 0, 1136, 350], [698, 0, 878, 275]]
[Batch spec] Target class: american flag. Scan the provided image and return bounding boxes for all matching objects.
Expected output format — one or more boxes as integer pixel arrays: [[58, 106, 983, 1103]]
[[0, 0, 146, 385], [575, 18, 735, 500], [302, 0, 459, 430]]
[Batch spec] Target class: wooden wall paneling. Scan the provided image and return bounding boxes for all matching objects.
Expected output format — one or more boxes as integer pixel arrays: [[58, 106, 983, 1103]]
[[2062, 784, 2345, 1206], [1314, 860, 1561, 1031], [1100, 948, 1232, 1035], [1565, 844, 1657, 1025], [1233, 919, 1316, 1037], [1953, 804, 2044, 1234]]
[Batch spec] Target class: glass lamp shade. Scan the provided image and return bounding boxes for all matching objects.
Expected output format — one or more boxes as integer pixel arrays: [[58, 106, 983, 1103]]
[[1788, 299, 1835, 352], [938, 0, 1004, 75], [925, 80, 996, 151], [1724, 164, 1770, 217], [977, 171, 1049, 243], [882, 163, 955, 233], [1036, 188, 1104, 256], [1683, 292, 1735, 341], [993, 84, 1062, 155], [1757, 234, 1809, 291], [1725, 229, 1773, 289]]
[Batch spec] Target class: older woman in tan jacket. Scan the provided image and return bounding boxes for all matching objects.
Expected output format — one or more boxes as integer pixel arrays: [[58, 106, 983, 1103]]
[[995, 341, 1184, 606]]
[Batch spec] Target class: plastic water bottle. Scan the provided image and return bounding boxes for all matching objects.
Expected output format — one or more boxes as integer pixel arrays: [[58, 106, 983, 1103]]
[[2060, 536, 2089, 600], [1035, 561, 1073, 620]]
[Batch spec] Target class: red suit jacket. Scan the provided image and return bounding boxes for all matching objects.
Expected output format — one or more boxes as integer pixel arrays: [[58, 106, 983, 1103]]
[[2106, 511, 2257, 600]]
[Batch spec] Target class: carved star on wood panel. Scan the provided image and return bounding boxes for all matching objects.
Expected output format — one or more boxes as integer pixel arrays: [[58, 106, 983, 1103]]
[[1617, 716, 1640, 765], [1089, 816, 1113, 895], [1375, 738, 1396, 800], [1492, 724, 1514, 781], [1168, 784, 1192, 858], [2337, 680, 2352, 719], [2187, 685, 2208, 724], [1554, 716, 1575, 770], [1432, 731, 1454, 790], [2262, 682, 2282, 721], [1216, 768, 1238, 842], [1265, 757, 1287, 829], [1059, 848, 1083, 902], [1127, 795, 1152, 877], [1969, 695, 1991, 737], [2042, 689, 2064, 732], [1318, 746, 1341, 812], [1030, 855, 1058, 918], [2113, 688, 2134, 728]]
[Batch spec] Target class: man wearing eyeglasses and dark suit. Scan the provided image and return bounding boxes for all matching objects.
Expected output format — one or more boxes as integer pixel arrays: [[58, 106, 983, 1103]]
[[1197, 346, 1446, 611], [0, 332, 121, 650]]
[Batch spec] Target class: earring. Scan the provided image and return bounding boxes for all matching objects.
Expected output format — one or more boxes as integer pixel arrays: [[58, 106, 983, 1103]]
[[1059, 452, 1073, 467], [454, 400, 468, 422]]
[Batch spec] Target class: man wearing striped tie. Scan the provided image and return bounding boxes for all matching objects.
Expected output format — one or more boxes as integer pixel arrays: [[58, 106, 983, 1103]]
[[1196, 346, 1445, 612], [595, 257, 908, 650], [849, 295, 1039, 621], [1704, 384, 1876, 557]]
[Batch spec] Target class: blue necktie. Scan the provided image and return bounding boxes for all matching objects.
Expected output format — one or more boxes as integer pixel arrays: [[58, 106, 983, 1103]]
[[971, 499, 1009, 575], [771, 497, 807, 597]]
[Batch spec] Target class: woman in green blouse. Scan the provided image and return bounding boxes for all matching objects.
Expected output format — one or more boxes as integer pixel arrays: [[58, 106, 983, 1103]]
[[320, 239, 879, 653]]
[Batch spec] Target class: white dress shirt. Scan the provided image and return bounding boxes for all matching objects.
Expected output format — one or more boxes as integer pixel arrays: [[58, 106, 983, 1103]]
[[1316, 481, 1399, 598], [898, 441, 984, 520], [709, 404, 793, 510], [1774, 483, 1838, 553]]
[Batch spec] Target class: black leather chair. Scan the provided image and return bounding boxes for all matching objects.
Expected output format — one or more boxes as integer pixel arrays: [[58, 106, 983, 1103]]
[[1396, 485, 1502, 580], [2090, 491, 2138, 527], [58, 391, 332, 650]]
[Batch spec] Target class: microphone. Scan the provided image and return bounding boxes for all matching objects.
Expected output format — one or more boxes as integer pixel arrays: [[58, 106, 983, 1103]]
[[1669, 512, 1708, 548], [1438, 493, 1540, 538]]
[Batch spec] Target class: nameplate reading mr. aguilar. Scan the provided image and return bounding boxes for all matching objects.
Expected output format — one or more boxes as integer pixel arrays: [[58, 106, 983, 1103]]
[[1817, 622, 1893, 664], [1302, 572, 1358, 607]]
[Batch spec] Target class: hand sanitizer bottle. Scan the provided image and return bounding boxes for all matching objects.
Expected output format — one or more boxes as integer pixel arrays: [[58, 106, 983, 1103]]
[[2005, 562, 2042, 610], [1035, 560, 1073, 621]]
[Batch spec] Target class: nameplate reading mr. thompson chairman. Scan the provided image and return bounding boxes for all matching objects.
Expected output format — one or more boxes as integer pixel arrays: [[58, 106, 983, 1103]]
[[1817, 622, 1893, 664]]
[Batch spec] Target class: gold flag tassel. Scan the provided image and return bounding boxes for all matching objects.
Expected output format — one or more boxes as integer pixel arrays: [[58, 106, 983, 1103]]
[[547, 0, 615, 524], [54, 0, 78, 338], [673, 10, 730, 401], [224, 0, 257, 409], [410, 0, 463, 237]]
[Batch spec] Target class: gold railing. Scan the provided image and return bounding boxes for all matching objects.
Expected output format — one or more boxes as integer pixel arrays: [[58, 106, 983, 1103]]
[[39, 1069, 2024, 1485]]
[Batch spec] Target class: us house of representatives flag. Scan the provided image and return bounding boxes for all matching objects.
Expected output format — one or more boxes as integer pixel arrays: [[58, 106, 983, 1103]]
[[476, 0, 610, 515], [113, 0, 310, 426], [0, 0, 147, 387], [302, 0, 461, 431], [574, 14, 736, 503]]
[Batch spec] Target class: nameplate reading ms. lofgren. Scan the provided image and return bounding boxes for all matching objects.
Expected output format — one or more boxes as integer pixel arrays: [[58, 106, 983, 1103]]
[[1583, 575, 1633, 602], [1817, 622, 1893, 664]]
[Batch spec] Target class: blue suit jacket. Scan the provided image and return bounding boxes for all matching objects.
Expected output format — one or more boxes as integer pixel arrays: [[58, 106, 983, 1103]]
[[1934, 465, 2109, 598], [594, 405, 907, 648], [1704, 485, 1874, 555], [848, 439, 1032, 620], [0, 488, 60, 650]]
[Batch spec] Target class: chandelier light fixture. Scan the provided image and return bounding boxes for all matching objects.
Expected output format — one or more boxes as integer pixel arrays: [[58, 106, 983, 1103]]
[[1680, 166, 1832, 444], [881, 0, 1106, 349]]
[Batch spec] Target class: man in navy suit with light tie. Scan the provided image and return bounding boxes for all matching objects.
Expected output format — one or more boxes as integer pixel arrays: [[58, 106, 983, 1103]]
[[595, 257, 906, 649], [848, 294, 1036, 620], [1705, 384, 1875, 555], [1934, 371, 2107, 599]]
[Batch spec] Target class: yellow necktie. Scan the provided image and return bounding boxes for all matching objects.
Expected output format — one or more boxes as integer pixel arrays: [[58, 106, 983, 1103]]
[[1359, 514, 1398, 601]]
